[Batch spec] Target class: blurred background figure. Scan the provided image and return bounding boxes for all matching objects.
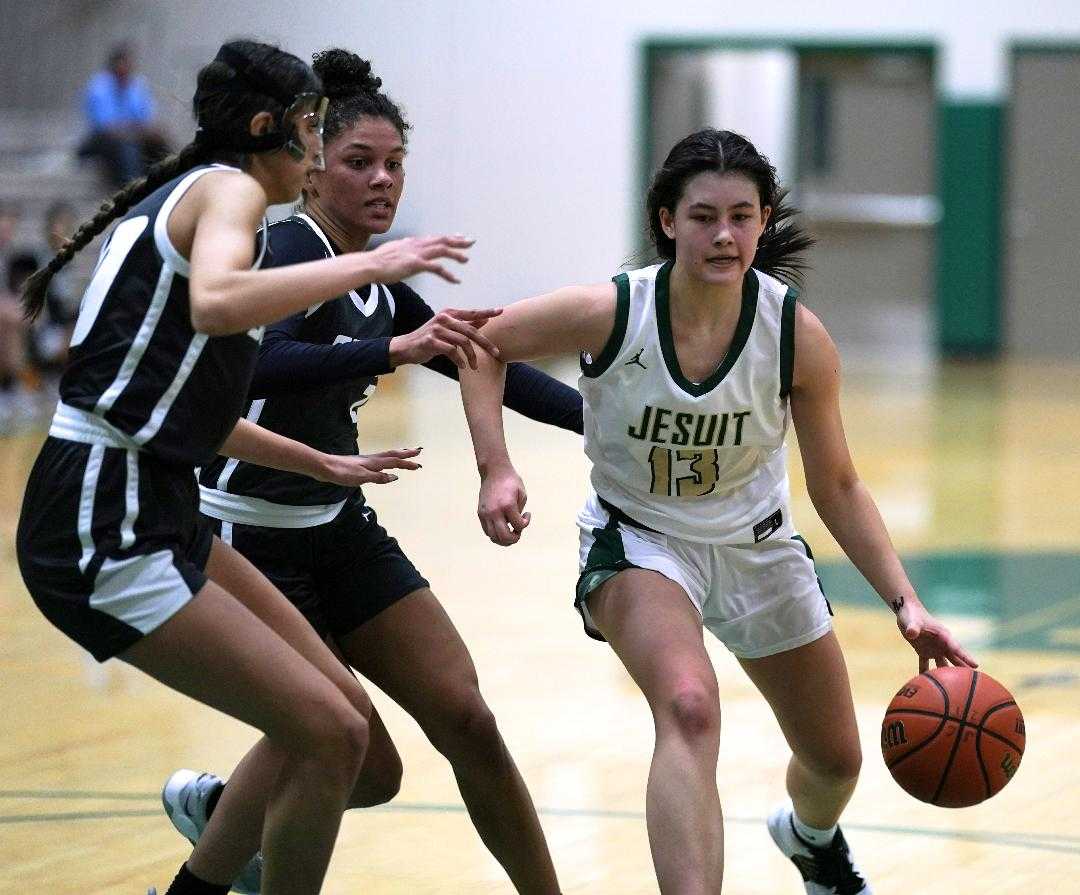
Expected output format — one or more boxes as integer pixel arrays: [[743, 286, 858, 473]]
[[26, 202, 79, 384], [0, 199, 20, 277], [0, 251, 33, 432], [76, 42, 170, 187]]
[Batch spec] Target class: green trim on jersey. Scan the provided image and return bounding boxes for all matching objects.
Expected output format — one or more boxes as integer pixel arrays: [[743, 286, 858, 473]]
[[779, 285, 799, 398], [580, 273, 631, 378], [656, 262, 759, 397]]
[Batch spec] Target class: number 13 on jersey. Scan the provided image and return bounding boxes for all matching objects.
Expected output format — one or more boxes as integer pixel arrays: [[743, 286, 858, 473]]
[[648, 447, 720, 497]]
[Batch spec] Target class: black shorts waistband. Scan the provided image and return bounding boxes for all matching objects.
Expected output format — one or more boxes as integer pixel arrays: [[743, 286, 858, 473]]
[[597, 496, 660, 534]]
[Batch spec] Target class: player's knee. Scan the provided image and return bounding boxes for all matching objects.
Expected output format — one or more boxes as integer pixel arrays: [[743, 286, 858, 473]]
[[802, 741, 862, 784], [665, 684, 721, 739], [348, 750, 402, 807], [428, 688, 502, 759], [295, 701, 370, 784]]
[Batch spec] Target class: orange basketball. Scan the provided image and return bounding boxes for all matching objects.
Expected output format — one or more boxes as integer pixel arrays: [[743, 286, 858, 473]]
[[881, 667, 1025, 807]]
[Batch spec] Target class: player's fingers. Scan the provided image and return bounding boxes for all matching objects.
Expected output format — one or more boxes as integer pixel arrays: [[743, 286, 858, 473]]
[[381, 458, 422, 470], [507, 507, 529, 531], [918, 655, 930, 674], [441, 319, 501, 357], [423, 262, 460, 284], [361, 471, 398, 485], [430, 338, 465, 366], [448, 307, 502, 324], [451, 346, 470, 369], [491, 511, 518, 546], [431, 249, 469, 264], [430, 234, 475, 249], [363, 452, 421, 469], [383, 447, 423, 458], [458, 337, 478, 370]]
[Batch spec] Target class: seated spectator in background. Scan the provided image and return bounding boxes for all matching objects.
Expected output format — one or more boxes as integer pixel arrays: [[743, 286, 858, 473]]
[[0, 255, 32, 432], [77, 43, 170, 187]]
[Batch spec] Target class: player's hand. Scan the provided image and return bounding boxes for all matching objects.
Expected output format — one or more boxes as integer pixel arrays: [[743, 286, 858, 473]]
[[894, 597, 978, 674], [389, 308, 502, 369], [315, 448, 422, 486], [366, 235, 474, 284], [477, 463, 530, 546]]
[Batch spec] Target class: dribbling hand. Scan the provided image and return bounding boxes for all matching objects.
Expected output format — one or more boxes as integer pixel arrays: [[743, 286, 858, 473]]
[[315, 448, 422, 486], [367, 235, 474, 284], [478, 464, 531, 546], [390, 308, 503, 370], [895, 597, 978, 674]]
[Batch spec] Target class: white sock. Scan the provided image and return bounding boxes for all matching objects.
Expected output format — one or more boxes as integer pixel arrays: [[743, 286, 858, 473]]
[[791, 808, 837, 848]]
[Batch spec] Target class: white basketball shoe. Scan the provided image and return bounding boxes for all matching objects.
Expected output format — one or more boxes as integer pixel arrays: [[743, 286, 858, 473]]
[[767, 804, 872, 895], [161, 769, 263, 895]]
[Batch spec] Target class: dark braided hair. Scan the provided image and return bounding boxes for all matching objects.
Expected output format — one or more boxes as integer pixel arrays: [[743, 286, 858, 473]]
[[646, 129, 814, 286], [22, 39, 320, 320], [312, 48, 410, 145]]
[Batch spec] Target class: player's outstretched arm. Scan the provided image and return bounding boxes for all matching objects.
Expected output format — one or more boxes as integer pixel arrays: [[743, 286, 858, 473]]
[[219, 418, 421, 486], [459, 351, 526, 546], [790, 303, 977, 672], [186, 171, 473, 336], [458, 283, 616, 544]]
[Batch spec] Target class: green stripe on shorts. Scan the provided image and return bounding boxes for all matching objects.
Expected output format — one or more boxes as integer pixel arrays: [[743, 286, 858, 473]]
[[576, 515, 635, 605]]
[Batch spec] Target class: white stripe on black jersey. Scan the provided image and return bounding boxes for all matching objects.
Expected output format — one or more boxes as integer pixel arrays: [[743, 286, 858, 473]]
[[57, 164, 267, 467]]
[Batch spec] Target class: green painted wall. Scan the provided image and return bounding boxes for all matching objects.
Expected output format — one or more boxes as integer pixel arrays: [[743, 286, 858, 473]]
[[936, 101, 1004, 356]]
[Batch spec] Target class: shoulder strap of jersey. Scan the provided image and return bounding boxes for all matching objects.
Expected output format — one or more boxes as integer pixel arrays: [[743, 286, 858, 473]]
[[580, 271, 631, 378], [779, 284, 799, 398]]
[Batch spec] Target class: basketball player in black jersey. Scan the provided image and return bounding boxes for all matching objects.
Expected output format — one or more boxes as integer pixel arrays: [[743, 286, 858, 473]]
[[16, 40, 493, 895], [158, 49, 577, 894]]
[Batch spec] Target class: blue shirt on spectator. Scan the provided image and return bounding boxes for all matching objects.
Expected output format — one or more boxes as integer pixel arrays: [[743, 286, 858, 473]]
[[84, 71, 154, 131]]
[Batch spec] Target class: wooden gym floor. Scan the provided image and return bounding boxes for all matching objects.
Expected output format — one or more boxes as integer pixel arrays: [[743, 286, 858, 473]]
[[1, 358, 1078, 893]]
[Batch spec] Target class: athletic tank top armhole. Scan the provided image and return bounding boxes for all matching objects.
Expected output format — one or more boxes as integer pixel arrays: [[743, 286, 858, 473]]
[[152, 164, 242, 277], [779, 284, 799, 398], [580, 273, 630, 378]]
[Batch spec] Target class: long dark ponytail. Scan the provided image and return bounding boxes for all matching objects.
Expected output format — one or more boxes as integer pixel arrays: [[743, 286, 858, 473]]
[[645, 128, 815, 286], [22, 38, 320, 320]]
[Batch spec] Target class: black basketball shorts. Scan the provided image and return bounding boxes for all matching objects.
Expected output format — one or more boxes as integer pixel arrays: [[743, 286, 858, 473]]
[[206, 494, 429, 640], [17, 437, 213, 662]]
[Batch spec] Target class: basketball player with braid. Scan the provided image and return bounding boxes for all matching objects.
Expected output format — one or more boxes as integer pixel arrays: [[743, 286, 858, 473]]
[[16, 39, 481, 895], [157, 48, 571, 895], [458, 129, 978, 894]]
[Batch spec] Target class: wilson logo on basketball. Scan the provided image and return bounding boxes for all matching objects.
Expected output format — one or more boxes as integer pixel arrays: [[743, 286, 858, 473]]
[[895, 685, 919, 698], [1015, 717, 1026, 736], [881, 720, 907, 749]]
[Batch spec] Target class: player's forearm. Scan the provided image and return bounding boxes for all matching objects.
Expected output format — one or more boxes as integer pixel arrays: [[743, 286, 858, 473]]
[[190, 253, 394, 336], [248, 336, 392, 397], [218, 418, 327, 480], [503, 363, 584, 434], [810, 479, 921, 612], [459, 355, 514, 476]]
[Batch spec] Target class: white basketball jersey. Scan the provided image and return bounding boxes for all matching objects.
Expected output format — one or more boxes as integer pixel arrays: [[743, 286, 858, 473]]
[[579, 261, 799, 544]]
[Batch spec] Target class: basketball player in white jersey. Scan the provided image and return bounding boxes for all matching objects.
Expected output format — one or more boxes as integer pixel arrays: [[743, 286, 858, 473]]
[[457, 129, 977, 894]]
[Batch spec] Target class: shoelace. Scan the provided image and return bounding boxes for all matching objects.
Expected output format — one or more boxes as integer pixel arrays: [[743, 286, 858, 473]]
[[789, 827, 866, 895]]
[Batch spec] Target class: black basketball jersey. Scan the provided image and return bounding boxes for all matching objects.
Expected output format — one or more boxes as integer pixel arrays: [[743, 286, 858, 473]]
[[198, 213, 397, 521], [52, 164, 267, 467]]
